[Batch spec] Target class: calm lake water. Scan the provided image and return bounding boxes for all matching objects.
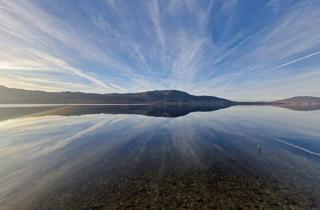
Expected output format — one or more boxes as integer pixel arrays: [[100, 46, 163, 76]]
[[0, 105, 320, 209]]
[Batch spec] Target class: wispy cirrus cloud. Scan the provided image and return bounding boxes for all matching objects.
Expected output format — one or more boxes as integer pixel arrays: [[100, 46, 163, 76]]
[[0, 0, 319, 99]]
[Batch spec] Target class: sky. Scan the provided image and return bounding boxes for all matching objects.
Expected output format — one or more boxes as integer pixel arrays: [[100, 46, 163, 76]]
[[0, 0, 320, 100]]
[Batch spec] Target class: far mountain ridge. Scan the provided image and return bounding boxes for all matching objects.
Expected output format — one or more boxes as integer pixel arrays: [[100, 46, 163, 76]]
[[0, 85, 319, 108], [273, 96, 320, 104], [0, 85, 232, 106], [271, 96, 320, 111]]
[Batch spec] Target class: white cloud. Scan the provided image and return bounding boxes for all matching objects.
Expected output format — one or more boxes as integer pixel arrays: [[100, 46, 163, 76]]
[[0, 0, 319, 99]]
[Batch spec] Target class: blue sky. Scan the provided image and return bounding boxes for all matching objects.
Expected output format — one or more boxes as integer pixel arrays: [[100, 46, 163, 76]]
[[0, 0, 319, 100]]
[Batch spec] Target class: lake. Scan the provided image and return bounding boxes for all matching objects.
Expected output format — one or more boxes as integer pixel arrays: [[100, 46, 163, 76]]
[[0, 105, 319, 209]]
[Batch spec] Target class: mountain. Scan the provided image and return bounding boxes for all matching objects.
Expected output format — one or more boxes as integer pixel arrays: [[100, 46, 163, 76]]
[[1, 86, 319, 110], [271, 96, 320, 111], [273, 96, 320, 105], [0, 85, 233, 106]]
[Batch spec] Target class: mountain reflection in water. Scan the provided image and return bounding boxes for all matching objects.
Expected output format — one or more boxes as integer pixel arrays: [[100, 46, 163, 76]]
[[0, 104, 230, 121], [0, 105, 319, 209]]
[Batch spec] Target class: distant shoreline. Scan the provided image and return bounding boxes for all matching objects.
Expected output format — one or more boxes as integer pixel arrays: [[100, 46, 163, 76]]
[[0, 104, 151, 108]]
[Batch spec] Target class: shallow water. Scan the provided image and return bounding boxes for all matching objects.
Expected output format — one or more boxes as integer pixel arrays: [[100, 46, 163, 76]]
[[0, 105, 320, 209]]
